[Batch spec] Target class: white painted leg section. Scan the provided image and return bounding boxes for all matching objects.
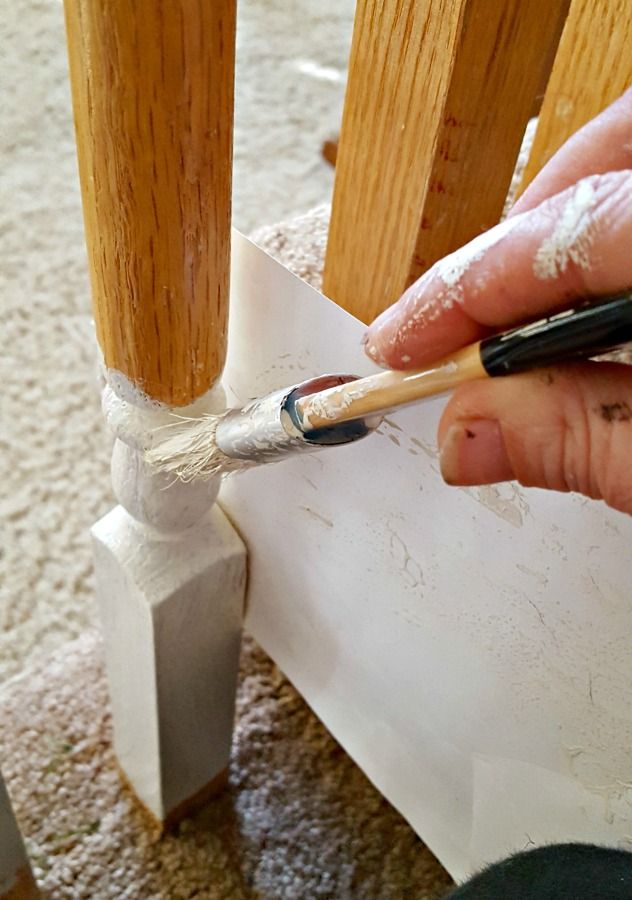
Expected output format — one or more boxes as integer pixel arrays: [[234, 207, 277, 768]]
[[92, 387, 247, 826], [0, 772, 39, 899]]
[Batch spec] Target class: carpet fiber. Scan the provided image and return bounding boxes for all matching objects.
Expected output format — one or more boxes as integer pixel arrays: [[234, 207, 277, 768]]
[[0, 631, 452, 898]]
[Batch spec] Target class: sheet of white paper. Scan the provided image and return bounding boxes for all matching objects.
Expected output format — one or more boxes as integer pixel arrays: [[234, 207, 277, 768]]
[[220, 232, 632, 880], [469, 756, 632, 870]]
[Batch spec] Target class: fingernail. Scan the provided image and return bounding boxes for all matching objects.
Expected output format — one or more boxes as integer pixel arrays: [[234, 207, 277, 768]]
[[363, 307, 399, 366], [362, 331, 389, 366], [439, 419, 513, 485], [364, 341, 388, 366]]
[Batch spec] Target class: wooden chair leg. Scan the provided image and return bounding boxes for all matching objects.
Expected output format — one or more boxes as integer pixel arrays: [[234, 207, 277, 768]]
[[519, 0, 632, 193], [323, 0, 569, 324], [63, 0, 246, 826], [0, 773, 39, 899]]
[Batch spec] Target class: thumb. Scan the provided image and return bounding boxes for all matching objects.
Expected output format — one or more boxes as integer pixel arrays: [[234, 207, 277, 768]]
[[438, 362, 632, 515]]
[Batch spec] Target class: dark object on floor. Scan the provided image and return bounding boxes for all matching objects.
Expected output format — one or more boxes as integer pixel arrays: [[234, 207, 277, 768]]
[[446, 843, 632, 899], [321, 134, 338, 167]]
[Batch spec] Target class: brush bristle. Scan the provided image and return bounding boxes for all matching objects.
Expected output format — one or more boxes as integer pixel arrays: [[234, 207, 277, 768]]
[[144, 413, 250, 482]]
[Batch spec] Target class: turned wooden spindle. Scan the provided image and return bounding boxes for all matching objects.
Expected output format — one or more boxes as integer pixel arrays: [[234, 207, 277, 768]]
[[63, 0, 246, 827], [64, 0, 235, 406]]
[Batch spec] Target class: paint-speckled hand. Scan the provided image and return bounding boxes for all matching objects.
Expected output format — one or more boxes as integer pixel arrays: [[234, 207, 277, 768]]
[[364, 88, 632, 515]]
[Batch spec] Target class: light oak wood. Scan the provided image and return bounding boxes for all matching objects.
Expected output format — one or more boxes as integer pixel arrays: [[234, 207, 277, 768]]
[[323, 0, 568, 324], [64, 0, 236, 406], [520, 0, 632, 193]]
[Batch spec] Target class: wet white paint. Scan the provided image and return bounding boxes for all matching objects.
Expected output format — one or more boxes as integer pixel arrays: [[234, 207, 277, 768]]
[[95, 358, 247, 825], [388, 214, 525, 348], [102, 367, 226, 451], [435, 214, 520, 291]]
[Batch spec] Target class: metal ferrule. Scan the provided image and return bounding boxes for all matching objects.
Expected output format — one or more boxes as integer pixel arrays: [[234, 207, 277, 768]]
[[215, 374, 380, 465]]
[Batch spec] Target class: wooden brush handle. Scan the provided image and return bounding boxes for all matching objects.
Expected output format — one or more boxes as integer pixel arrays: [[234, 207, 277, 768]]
[[296, 344, 486, 430], [64, 0, 236, 406], [297, 295, 632, 431]]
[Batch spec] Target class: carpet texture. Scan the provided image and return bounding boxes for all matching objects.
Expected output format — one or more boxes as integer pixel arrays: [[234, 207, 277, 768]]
[[0, 631, 452, 899]]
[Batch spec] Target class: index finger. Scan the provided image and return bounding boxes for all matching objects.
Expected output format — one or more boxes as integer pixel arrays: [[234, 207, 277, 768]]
[[364, 169, 632, 369]]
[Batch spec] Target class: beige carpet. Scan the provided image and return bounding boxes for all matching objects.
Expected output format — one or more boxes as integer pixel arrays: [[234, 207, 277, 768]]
[[1, 1, 453, 895], [0, 631, 452, 898]]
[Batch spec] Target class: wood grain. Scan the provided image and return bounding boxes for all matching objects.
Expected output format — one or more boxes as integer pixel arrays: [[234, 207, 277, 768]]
[[1, 864, 40, 900], [520, 0, 632, 193], [64, 0, 236, 406], [323, 0, 568, 324]]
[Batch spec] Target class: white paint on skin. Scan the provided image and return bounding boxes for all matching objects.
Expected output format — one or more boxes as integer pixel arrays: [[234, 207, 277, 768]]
[[390, 214, 524, 350], [436, 214, 523, 290], [533, 178, 597, 280]]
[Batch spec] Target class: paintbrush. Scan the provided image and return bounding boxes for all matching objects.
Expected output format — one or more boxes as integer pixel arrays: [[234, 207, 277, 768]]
[[146, 293, 632, 480]]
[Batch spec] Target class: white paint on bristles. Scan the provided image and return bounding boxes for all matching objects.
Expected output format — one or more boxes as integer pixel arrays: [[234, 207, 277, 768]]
[[533, 178, 597, 280], [145, 411, 250, 482], [145, 387, 301, 482], [146, 375, 382, 480]]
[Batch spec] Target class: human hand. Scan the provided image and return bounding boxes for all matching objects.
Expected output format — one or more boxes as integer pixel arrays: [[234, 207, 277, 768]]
[[363, 89, 632, 515]]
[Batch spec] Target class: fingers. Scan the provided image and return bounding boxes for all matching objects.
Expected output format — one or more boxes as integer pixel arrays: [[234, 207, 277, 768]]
[[437, 362, 632, 515], [511, 87, 632, 216], [364, 169, 632, 369]]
